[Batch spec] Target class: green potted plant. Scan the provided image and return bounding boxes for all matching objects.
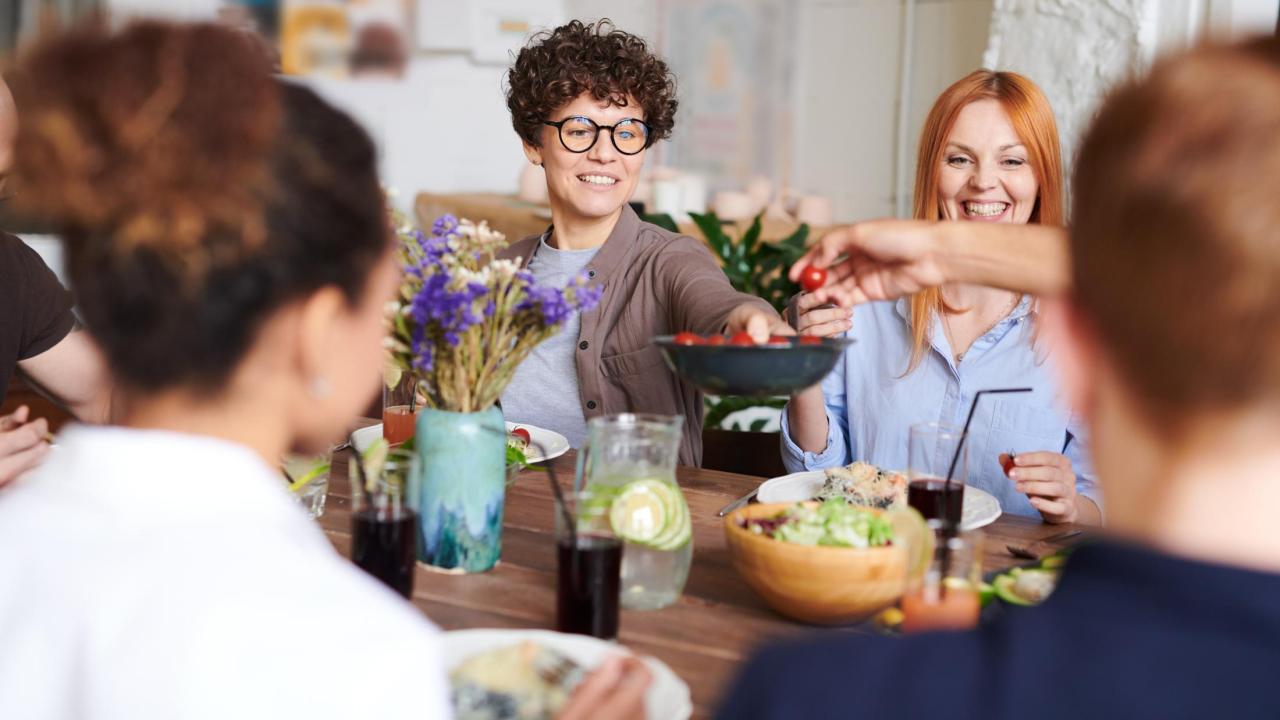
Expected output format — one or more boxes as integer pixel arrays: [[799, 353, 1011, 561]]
[[645, 211, 810, 476]]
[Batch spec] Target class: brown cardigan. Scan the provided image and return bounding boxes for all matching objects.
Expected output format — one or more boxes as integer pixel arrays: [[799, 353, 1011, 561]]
[[498, 206, 777, 466]]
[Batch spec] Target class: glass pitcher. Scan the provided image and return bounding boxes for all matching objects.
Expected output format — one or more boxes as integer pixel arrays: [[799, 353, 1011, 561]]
[[576, 414, 690, 610]]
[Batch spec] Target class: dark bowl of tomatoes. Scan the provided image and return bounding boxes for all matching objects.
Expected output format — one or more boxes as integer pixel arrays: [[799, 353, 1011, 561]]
[[653, 333, 855, 396]]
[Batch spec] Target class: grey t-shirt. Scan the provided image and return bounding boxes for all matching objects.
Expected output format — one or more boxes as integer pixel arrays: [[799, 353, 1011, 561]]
[[499, 235, 600, 449]]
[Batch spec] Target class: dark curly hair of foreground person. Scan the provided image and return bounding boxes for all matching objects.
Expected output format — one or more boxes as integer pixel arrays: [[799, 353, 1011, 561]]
[[505, 19, 678, 147], [7, 21, 388, 395]]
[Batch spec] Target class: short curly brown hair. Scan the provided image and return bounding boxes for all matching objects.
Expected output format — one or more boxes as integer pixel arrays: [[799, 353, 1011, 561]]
[[505, 19, 677, 148]]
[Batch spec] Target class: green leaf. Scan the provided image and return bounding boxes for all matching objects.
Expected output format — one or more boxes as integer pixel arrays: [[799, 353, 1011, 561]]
[[740, 212, 763, 255], [749, 418, 769, 432], [688, 211, 732, 262], [781, 223, 811, 250], [642, 212, 680, 233]]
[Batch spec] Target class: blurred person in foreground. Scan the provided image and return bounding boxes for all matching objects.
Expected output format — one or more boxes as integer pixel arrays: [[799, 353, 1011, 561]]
[[715, 36, 1280, 719], [0, 21, 646, 719], [0, 74, 109, 487]]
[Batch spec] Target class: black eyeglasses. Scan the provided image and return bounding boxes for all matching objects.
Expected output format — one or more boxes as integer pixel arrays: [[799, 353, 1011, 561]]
[[543, 116, 651, 156]]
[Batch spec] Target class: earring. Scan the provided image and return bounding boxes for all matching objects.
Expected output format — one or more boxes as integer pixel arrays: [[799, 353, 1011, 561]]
[[309, 376, 331, 399]]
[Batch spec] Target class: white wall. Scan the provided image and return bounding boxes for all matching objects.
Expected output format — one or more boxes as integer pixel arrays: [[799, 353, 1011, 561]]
[[100, 0, 559, 212], [84, 0, 1280, 224], [792, 0, 994, 220], [94, 0, 993, 221], [985, 0, 1279, 175], [302, 56, 523, 209], [984, 0, 1157, 174]]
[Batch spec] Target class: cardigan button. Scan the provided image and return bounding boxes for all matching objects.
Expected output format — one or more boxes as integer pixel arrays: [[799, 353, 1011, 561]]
[[587, 270, 596, 278], [579, 340, 589, 350], [586, 400, 597, 410]]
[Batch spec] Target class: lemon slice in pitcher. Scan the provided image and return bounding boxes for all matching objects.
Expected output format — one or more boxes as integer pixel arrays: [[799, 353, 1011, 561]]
[[650, 491, 691, 551], [284, 456, 331, 493], [609, 479, 677, 544]]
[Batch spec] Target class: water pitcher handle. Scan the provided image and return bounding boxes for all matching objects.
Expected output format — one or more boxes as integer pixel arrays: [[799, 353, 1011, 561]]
[[573, 437, 591, 494]]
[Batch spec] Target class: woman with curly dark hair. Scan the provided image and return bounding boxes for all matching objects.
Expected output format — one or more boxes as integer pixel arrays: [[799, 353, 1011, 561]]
[[498, 19, 790, 466]]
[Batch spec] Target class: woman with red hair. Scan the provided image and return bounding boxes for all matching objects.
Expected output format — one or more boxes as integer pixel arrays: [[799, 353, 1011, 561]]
[[783, 70, 1100, 525]]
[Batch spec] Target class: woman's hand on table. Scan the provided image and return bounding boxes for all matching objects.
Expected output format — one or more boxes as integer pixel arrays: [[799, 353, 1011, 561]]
[[1002, 451, 1087, 524], [725, 302, 795, 343], [0, 405, 52, 488], [557, 655, 652, 720], [793, 292, 853, 337]]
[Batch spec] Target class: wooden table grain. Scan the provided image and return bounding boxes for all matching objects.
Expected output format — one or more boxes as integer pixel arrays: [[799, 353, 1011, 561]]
[[319, 434, 1083, 719]]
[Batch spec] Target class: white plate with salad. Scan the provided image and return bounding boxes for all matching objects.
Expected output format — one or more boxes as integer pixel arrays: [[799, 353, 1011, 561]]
[[350, 421, 569, 464], [757, 469, 1001, 531]]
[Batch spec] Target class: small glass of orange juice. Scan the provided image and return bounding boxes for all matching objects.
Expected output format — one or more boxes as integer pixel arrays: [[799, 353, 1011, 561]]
[[901, 521, 984, 633], [382, 372, 421, 445]]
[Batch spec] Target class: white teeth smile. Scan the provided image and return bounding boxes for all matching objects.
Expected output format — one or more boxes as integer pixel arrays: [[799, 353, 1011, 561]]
[[964, 201, 1008, 217], [579, 175, 617, 186]]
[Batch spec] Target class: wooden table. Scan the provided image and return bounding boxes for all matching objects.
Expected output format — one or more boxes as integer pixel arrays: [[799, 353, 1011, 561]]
[[319, 437, 1083, 719]]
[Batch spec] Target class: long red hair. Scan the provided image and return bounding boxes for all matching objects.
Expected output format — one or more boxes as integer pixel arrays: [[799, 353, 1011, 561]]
[[906, 70, 1064, 373]]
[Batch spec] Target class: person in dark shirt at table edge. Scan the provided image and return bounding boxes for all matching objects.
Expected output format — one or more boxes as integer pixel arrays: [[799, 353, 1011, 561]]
[[712, 38, 1280, 720], [0, 74, 110, 487]]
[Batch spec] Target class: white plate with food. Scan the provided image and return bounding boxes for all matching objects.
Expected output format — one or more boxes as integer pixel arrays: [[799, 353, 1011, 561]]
[[350, 421, 570, 464], [443, 628, 692, 720], [756, 461, 1001, 531]]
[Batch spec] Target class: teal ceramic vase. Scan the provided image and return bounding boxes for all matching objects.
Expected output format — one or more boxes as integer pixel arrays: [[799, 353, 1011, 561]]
[[415, 405, 506, 572]]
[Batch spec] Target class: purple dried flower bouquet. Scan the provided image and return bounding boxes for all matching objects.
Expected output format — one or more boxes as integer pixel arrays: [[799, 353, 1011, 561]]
[[386, 213, 601, 413]]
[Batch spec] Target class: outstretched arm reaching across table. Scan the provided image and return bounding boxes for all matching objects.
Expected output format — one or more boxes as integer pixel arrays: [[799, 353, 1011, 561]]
[[788, 219, 1071, 305]]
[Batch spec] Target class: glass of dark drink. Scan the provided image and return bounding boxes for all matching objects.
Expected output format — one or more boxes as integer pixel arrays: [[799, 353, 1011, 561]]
[[350, 448, 420, 599], [555, 491, 622, 640], [907, 422, 968, 526]]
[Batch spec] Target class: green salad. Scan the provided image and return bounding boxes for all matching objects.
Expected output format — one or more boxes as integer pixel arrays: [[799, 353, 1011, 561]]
[[743, 499, 894, 548]]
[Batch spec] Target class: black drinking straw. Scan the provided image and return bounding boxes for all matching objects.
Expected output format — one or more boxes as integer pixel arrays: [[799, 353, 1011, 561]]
[[938, 387, 1032, 592], [528, 438, 577, 548]]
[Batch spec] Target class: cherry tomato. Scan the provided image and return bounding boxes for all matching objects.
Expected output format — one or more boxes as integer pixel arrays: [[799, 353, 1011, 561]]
[[1000, 452, 1017, 476], [674, 332, 704, 346], [706, 335, 727, 346], [797, 335, 823, 345], [511, 427, 531, 446], [767, 335, 791, 346], [799, 265, 828, 293], [729, 332, 756, 346]]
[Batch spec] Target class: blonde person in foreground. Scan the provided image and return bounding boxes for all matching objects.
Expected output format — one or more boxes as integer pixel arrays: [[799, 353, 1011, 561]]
[[715, 36, 1280, 720], [0, 21, 645, 720]]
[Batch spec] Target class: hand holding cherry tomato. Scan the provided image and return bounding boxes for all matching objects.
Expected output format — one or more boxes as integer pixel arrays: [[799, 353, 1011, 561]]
[[799, 265, 828, 293]]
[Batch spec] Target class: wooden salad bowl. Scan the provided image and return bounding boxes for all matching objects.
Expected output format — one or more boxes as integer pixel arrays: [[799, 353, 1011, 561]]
[[723, 502, 916, 625]]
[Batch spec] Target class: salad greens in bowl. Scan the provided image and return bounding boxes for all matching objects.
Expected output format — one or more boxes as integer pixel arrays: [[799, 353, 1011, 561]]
[[743, 498, 896, 549]]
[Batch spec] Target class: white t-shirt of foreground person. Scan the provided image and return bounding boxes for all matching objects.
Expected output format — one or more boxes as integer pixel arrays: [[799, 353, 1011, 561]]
[[0, 425, 451, 720]]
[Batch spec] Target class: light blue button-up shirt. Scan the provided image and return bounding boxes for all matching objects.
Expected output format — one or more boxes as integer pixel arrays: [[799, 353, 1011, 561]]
[[779, 296, 1099, 518]]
